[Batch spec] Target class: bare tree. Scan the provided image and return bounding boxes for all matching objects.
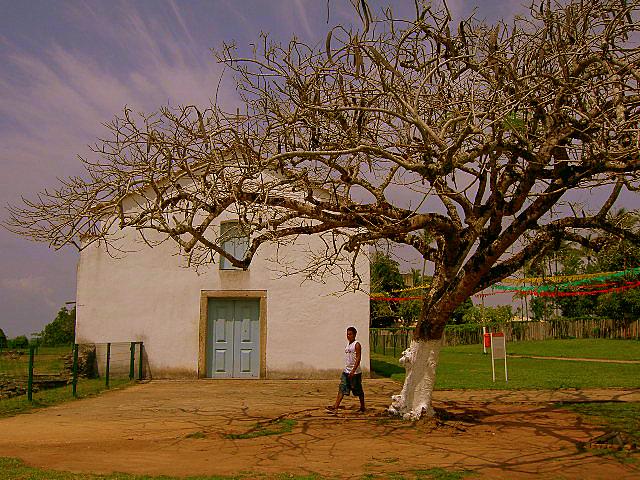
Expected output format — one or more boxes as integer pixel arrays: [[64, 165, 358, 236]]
[[6, 0, 640, 419]]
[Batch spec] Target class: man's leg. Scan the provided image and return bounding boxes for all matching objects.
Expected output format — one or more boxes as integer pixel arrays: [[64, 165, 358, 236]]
[[327, 373, 347, 411], [358, 393, 365, 412]]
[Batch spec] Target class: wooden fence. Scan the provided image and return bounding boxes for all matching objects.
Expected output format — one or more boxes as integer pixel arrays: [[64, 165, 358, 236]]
[[370, 318, 640, 356]]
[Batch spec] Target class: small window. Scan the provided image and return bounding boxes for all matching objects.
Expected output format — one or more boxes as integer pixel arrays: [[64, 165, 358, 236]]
[[219, 221, 249, 270]]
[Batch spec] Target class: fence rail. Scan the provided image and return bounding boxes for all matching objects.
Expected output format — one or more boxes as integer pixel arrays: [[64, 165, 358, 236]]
[[0, 341, 145, 402], [370, 318, 640, 356]]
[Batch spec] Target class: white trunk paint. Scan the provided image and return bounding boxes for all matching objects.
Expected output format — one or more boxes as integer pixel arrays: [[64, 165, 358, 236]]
[[389, 339, 442, 420]]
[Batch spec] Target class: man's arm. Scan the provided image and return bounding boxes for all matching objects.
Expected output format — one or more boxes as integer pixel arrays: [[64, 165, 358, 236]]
[[349, 342, 362, 378]]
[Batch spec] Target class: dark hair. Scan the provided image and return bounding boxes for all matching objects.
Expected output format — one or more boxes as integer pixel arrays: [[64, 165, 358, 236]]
[[347, 326, 357, 335]]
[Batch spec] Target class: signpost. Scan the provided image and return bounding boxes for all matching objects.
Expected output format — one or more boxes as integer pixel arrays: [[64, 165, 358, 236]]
[[490, 332, 508, 382]]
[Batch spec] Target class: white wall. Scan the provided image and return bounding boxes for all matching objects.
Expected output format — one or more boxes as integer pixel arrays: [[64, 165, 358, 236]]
[[75, 226, 370, 379]]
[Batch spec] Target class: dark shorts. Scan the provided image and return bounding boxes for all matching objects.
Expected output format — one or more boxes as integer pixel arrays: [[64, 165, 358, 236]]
[[339, 372, 363, 396]]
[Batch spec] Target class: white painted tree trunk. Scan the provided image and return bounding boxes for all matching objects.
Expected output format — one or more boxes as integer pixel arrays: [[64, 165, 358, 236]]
[[388, 339, 442, 420]]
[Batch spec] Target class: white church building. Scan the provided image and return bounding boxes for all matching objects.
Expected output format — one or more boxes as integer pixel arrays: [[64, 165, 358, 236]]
[[74, 213, 370, 380]]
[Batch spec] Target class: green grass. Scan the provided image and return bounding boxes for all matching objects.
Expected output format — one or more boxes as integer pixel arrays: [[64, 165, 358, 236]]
[[360, 470, 475, 480], [0, 345, 73, 376], [0, 378, 133, 418], [0, 458, 474, 480], [410, 469, 476, 480], [0, 457, 243, 479], [504, 339, 640, 360], [372, 338, 640, 361], [224, 418, 297, 439], [371, 339, 640, 389]]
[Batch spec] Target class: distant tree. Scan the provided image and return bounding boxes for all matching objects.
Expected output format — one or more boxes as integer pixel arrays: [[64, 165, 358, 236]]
[[552, 211, 640, 319], [449, 298, 475, 325], [370, 251, 405, 326], [0, 328, 7, 349], [462, 305, 513, 324], [11, 335, 29, 349], [370, 251, 404, 293], [40, 306, 76, 346]]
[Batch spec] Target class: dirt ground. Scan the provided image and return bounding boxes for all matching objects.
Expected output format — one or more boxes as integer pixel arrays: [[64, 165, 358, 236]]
[[0, 379, 639, 479]]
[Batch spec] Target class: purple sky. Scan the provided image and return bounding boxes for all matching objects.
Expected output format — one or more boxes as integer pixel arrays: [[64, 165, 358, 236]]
[[0, 0, 603, 337]]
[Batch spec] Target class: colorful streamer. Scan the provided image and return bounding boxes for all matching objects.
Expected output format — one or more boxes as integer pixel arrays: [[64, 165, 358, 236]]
[[391, 284, 431, 293], [522, 280, 640, 297], [370, 296, 423, 302], [497, 267, 640, 285], [373, 267, 640, 301]]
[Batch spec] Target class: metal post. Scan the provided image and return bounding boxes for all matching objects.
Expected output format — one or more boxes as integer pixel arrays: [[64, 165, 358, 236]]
[[129, 342, 135, 380], [72, 343, 79, 397], [105, 342, 111, 388], [393, 332, 397, 357], [138, 342, 143, 380], [482, 326, 487, 354], [27, 345, 35, 401]]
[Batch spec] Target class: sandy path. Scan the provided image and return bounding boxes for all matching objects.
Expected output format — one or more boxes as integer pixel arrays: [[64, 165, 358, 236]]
[[0, 380, 638, 479]]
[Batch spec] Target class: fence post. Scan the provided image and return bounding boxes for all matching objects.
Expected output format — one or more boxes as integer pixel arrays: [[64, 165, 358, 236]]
[[27, 345, 35, 401], [105, 342, 111, 388], [393, 331, 397, 357], [129, 342, 135, 380], [72, 343, 79, 397], [138, 342, 144, 380]]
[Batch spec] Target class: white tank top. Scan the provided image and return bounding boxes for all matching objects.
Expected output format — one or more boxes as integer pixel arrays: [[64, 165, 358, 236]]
[[344, 341, 362, 374]]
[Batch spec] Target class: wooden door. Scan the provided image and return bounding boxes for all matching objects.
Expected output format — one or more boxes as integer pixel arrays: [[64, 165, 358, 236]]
[[206, 298, 260, 378]]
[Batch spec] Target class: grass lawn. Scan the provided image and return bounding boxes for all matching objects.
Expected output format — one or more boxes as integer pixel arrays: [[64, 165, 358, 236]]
[[503, 339, 640, 360], [371, 339, 640, 389], [0, 457, 475, 480], [0, 345, 73, 377], [0, 378, 133, 418]]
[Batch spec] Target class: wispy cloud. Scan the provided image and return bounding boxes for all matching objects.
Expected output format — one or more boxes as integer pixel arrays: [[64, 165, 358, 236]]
[[0, 2, 237, 204], [293, 0, 315, 39], [1, 276, 57, 308], [0, 0, 239, 336]]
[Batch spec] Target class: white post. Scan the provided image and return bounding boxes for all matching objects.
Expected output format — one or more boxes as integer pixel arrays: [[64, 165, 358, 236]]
[[504, 353, 508, 382], [490, 332, 507, 382], [490, 333, 496, 382], [482, 325, 487, 354]]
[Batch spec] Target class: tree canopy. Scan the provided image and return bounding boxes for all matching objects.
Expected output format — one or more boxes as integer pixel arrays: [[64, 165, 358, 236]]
[[40, 306, 76, 346], [6, 0, 640, 344]]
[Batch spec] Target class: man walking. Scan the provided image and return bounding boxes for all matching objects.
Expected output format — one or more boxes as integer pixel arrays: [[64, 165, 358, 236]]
[[327, 326, 365, 412]]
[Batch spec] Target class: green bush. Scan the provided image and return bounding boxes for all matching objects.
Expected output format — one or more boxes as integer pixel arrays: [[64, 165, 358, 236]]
[[40, 306, 75, 346], [10, 335, 29, 349]]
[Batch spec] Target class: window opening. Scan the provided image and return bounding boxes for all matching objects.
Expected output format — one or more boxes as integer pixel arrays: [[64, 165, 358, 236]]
[[219, 221, 249, 270]]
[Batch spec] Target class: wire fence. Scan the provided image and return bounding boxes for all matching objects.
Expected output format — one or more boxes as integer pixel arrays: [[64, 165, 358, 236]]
[[370, 318, 640, 356], [0, 342, 145, 402]]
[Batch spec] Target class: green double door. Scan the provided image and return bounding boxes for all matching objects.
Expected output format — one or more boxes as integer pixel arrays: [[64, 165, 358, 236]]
[[206, 298, 260, 378]]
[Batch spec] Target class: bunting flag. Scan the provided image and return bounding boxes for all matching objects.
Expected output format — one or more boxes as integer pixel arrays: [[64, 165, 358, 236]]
[[474, 291, 507, 298], [370, 296, 423, 302], [493, 278, 627, 292], [497, 267, 640, 285], [373, 267, 640, 301], [521, 280, 640, 297], [477, 280, 640, 298], [373, 279, 640, 301], [391, 284, 431, 293]]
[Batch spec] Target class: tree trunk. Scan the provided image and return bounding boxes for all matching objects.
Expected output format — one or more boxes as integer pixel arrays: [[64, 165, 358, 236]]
[[388, 338, 442, 420]]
